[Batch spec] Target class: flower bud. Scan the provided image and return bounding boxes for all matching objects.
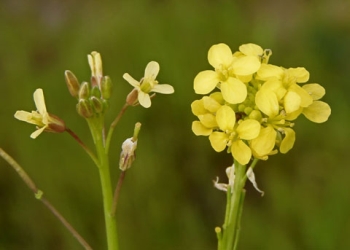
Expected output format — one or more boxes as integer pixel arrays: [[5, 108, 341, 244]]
[[102, 99, 110, 112], [101, 76, 112, 99], [126, 88, 138, 105], [76, 99, 94, 118], [88, 51, 103, 78], [79, 82, 90, 100], [90, 96, 103, 114], [64, 70, 80, 98], [91, 86, 102, 98], [119, 138, 137, 171]]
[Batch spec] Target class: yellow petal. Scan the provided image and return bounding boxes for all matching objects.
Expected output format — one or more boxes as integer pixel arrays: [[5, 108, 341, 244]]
[[286, 67, 309, 83], [198, 113, 217, 128], [257, 64, 283, 80], [239, 43, 263, 56], [202, 96, 221, 113], [194, 70, 219, 94], [191, 99, 206, 116], [302, 101, 331, 123], [221, 77, 247, 104], [30, 126, 47, 139], [236, 74, 252, 83], [152, 84, 174, 94], [208, 43, 233, 69], [231, 140, 251, 165], [250, 126, 276, 156], [192, 121, 212, 136], [232, 56, 261, 75], [209, 132, 229, 152], [33, 89, 47, 115], [284, 91, 301, 114], [288, 84, 313, 107], [280, 128, 295, 153], [145, 61, 159, 80], [285, 108, 302, 121], [15, 111, 34, 123], [138, 91, 151, 108], [302, 83, 325, 100], [261, 79, 286, 100], [123, 73, 140, 88], [210, 92, 225, 105], [255, 89, 279, 117], [236, 119, 261, 140], [216, 105, 235, 131]]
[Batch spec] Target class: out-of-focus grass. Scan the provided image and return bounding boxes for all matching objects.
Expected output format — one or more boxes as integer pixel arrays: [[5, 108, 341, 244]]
[[0, 0, 349, 249]]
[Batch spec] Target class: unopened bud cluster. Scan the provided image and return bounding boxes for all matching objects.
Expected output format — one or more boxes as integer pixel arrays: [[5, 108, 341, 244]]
[[65, 52, 113, 119]]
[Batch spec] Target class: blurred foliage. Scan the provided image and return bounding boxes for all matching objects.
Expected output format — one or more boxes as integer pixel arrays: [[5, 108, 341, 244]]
[[0, 0, 349, 249]]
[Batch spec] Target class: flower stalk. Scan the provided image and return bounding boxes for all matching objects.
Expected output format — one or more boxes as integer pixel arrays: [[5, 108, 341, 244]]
[[0, 148, 92, 250], [87, 118, 119, 250], [219, 160, 247, 250]]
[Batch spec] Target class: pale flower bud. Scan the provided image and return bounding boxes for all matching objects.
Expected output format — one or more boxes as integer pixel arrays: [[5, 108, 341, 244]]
[[119, 138, 137, 171]]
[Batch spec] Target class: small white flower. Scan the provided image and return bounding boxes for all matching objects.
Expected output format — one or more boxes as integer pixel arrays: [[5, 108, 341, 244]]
[[123, 61, 174, 108], [14, 89, 65, 139]]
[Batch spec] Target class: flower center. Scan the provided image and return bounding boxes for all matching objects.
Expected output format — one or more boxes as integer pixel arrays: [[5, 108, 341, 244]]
[[140, 79, 157, 93]]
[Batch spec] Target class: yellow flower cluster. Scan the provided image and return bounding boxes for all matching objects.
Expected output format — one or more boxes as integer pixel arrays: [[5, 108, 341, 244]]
[[192, 43, 331, 165]]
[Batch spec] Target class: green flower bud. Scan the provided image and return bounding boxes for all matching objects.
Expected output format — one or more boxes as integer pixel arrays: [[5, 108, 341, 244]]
[[101, 76, 112, 99], [249, 110, 262, 121], [91, 86, 101, 98], [102, 99, 110, 112], [79, 82, 90, 100], [244, 107, 253, 115], [238, 104, 245, 112], [64, 70, 80, 98], [90, 96, 103, 113], [76, 99, 93, 118]]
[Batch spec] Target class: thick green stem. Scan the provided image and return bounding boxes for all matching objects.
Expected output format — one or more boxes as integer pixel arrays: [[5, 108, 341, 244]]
[[88, 119, 119, 250]]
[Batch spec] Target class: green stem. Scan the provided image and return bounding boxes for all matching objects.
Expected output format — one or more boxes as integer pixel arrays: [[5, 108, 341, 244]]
[[0, 148, 93, 250], [221, 160, 247, 250], [233, 190, 246, 250], [66, 128, 99, 167], [87, 119, 119, 250], [105, 103, 129, 154], [111, 171, 126, 217]]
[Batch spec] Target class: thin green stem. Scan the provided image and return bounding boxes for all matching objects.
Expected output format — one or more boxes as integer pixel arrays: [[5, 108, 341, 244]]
[[0, 148, 93, 250], [105, 103, 129, 154], [111, 171, 126, 217], [66, 128, 99, 167], [233, 190, 246, 250], [87, 119, 119, 250]]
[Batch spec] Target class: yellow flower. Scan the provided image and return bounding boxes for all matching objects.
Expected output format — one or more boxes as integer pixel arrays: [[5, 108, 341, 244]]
[[14, 89, 66, 139], [208, 105, 260, 165], [301, 84, 331, 123], [123, 61, 174, 108], [194, 43, 248, 104], [191, 93, 224, 136], [256, 66, 313, 114]]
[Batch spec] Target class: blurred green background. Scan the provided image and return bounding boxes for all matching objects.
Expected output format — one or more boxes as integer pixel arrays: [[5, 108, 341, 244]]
[[1, 0, 349, 249]]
